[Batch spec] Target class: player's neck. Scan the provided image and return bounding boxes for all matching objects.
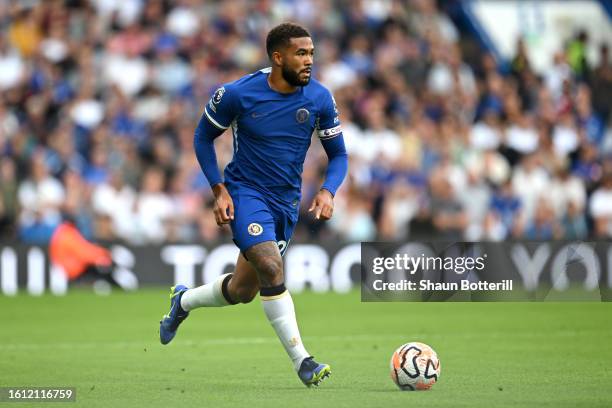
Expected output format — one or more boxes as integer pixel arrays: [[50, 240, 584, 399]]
[[268, 70, 299, 94]]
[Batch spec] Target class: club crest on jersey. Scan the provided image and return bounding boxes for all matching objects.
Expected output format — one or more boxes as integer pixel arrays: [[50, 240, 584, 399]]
[[248, 223, 263, 236], [296, 108, 310, 123]]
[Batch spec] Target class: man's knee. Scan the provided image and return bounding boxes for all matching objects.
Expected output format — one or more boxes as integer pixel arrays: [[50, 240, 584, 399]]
[[246, 242, 284, 286], [233, 285, 258, 304], [256, 254, 282, 274], [255, 256, 283, 286]]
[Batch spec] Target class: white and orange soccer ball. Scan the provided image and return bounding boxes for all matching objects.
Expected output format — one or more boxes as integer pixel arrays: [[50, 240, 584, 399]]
[[390, 342, 441, 391]]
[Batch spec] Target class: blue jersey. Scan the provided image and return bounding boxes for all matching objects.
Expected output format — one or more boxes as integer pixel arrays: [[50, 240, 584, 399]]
[[203, 68, 342, 206]]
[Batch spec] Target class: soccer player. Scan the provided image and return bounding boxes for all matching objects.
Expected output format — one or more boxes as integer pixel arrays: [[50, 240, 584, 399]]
[[159, 23, 348, 387]]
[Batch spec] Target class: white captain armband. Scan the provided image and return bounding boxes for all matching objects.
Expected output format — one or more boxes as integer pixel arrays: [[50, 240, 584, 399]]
[[317, 125, 342, 140]]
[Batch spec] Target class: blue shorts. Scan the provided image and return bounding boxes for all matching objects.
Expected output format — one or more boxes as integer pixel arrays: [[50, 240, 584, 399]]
[[227, 182, 297, 256]]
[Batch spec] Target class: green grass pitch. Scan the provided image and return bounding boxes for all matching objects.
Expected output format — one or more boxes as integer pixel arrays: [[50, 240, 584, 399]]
[[1, 289, 611, 407]]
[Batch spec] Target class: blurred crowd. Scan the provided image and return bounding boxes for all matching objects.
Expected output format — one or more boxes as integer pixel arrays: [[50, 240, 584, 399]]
[[0, 0, 611, 246]]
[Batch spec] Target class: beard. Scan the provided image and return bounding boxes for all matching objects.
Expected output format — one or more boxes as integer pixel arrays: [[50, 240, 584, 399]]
[[281, 64, 310, 86]]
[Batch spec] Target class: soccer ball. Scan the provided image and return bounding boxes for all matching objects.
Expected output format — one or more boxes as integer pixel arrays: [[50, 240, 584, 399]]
[[390, 342, 441, 391]]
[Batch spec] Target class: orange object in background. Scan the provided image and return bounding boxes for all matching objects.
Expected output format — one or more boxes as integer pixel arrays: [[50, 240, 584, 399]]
[[49, 222, 112, 280]]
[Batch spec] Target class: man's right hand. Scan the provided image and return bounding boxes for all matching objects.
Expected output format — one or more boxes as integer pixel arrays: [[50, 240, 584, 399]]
[[212, 183, 234, 226]]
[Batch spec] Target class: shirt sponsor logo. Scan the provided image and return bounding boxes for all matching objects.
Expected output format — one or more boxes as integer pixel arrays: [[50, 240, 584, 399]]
[[248, 223, 263, 236]]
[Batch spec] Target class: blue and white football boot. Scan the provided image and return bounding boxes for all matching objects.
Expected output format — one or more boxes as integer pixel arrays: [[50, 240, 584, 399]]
[[159, 285, 189, 345], [298, 357, 331, 387]]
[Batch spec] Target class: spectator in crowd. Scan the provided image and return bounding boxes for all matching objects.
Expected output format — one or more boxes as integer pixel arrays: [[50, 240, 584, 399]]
[[429, 176, 468, 240], [562, 200, 588, 240], [135, 166, 174, 244], [488, 179, 523, 240], [589, 174, 612, 238], [524, 198, 561, 240], [91, 169, 138, 242], [17, 150, 65, 243], [0, 158, 18, 236], [591, 44, 612, 122]]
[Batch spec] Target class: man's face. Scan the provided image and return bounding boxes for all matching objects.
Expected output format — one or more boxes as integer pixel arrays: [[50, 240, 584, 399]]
[[279, 37, 314, 86]]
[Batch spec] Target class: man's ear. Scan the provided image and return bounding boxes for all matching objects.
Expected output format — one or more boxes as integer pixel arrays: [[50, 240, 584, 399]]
[[271, 50, 283, 67]]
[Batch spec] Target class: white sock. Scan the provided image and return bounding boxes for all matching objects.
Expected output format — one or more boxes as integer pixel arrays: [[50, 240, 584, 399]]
[[261, 290, 310, 371], [180, 273, 234, 311]]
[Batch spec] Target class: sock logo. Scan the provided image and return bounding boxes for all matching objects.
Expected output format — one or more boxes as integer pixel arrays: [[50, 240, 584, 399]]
[[248, 223, 263, 236], [288, 337, 300, 347]]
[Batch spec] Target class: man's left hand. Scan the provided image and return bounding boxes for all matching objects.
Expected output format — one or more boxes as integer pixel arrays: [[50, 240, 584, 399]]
[[308, 189, 334, 220]]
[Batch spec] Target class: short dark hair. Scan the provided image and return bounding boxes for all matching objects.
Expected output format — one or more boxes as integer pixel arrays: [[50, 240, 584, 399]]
[[265, 23, 311, 59]]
